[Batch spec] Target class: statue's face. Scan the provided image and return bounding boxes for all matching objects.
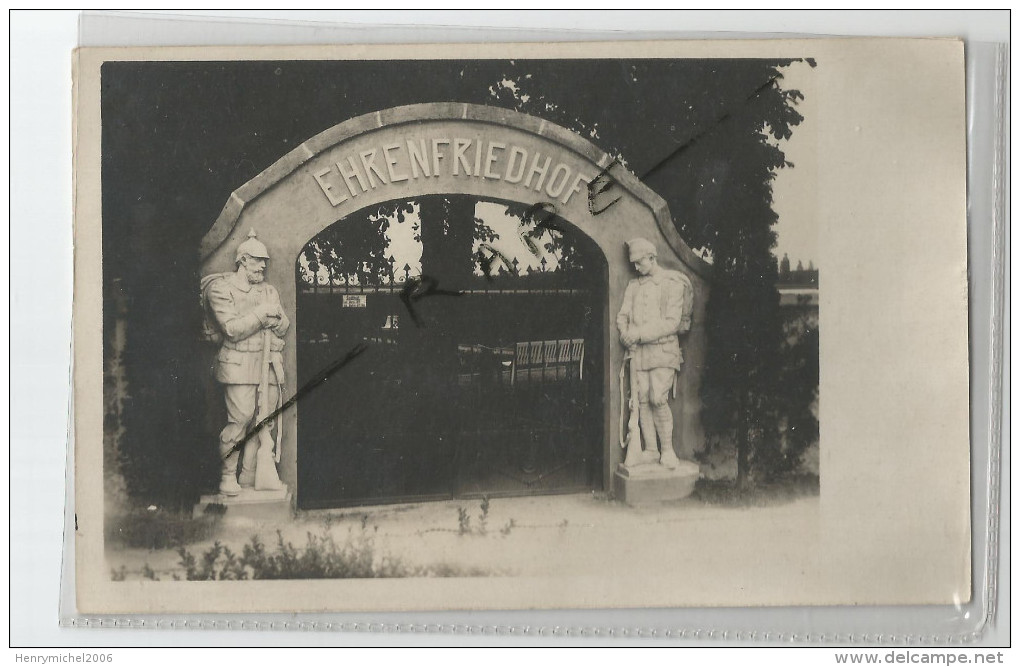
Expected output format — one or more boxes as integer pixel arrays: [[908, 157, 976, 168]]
[[240, 254, 268, 284], [633, 255, 655, 276]]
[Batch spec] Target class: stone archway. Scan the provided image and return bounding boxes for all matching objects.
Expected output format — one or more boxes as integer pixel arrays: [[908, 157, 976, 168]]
[[200, 103, 712, 501]]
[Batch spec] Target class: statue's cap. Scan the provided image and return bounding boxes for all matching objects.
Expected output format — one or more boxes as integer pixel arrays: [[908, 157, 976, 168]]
[[236, 228, 270, 262], [626, 237, 657, 262]]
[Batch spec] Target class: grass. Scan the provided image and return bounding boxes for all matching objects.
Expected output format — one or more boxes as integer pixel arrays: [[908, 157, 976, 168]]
[[106, 504, 226, 550], [692, 472, 819, 507]]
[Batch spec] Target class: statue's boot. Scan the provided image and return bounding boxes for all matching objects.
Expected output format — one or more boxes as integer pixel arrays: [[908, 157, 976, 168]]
[[653, 404, 680, 469], [238, 437, 258, 488], [639, 403, 660, 463], [219, 449, 242, 496]]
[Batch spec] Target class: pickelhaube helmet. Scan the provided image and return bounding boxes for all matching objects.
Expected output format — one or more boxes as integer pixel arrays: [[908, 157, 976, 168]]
[[235, 228, 270, 263], [626, 237, 657, 262]]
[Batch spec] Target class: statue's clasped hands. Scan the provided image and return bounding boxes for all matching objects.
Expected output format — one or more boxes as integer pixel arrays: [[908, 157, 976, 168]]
[[254, 302, 283, 324]]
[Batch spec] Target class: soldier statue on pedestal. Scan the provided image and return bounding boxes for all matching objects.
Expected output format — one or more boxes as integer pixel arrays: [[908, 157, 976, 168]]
[[617, 237, 694, 469], [201, 229, 289, 496]]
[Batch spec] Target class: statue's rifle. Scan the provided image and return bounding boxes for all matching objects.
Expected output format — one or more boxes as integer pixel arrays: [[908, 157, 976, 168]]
[[254, 329, 281, 490], [620, 351, 644, 468]]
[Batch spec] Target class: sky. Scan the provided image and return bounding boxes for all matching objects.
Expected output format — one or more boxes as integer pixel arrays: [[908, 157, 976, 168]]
[[771, 59, 819, 269]]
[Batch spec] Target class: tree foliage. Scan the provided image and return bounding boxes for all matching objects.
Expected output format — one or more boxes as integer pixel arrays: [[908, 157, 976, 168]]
[[775, 321, 820, 475]]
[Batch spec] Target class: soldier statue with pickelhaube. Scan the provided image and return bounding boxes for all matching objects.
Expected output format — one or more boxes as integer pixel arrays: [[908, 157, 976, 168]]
[[201, 229, 289, 496]]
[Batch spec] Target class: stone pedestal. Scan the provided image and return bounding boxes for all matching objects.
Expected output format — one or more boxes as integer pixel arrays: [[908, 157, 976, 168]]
[[194, 487, 292, 522], [614, 460, 701, 506]]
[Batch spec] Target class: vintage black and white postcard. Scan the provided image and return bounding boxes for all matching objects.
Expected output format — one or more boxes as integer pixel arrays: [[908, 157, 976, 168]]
[[72, 39, 970, 614]]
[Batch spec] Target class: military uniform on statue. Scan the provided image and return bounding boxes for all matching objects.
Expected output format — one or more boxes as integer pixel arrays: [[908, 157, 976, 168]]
[[617, 237, 694, 470], [201, 229, 289, 496]]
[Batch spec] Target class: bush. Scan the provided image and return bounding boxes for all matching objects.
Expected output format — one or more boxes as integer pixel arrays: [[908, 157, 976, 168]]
[[176, 526, 488, 580], [456, 496, 494, 536]]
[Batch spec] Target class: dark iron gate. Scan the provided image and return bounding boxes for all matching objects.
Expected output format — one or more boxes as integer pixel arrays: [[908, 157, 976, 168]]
[[295, 196, 606, 509]]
